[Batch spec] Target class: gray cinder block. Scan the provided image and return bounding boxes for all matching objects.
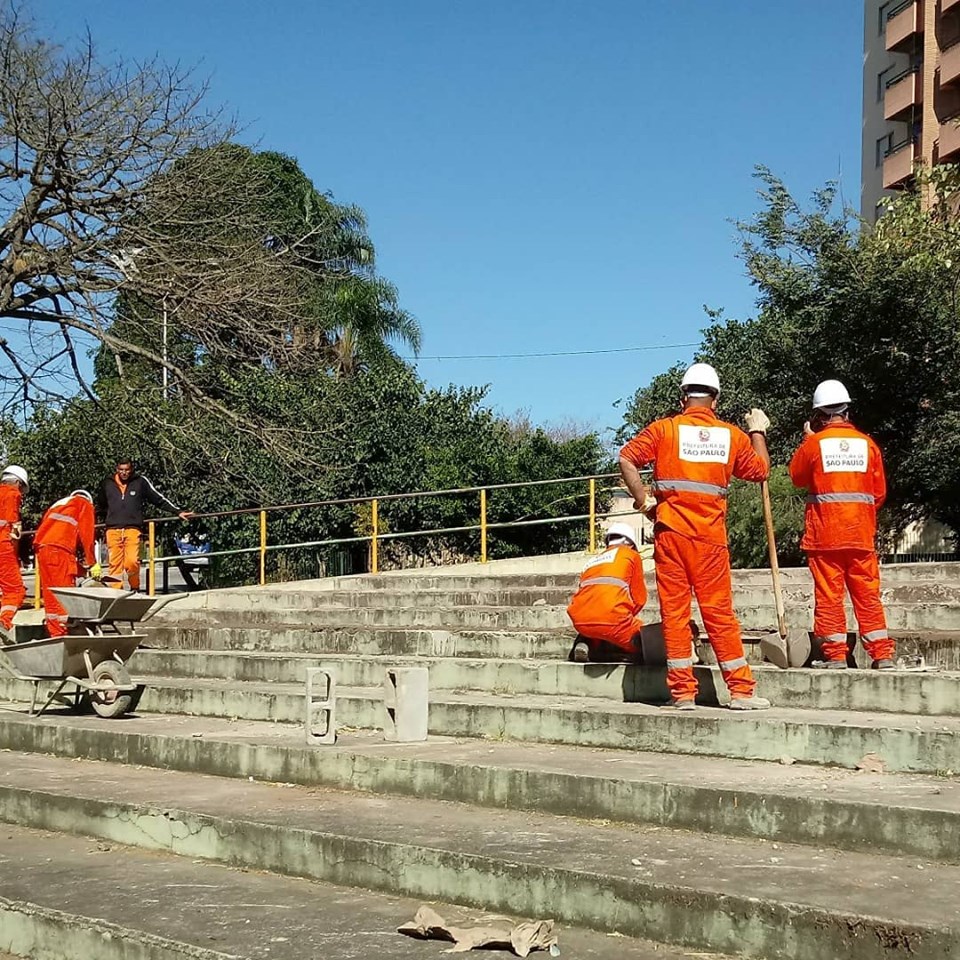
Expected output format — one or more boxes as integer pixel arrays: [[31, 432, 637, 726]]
[[383, 667, 428, 742], [305, 667, 336, 745]]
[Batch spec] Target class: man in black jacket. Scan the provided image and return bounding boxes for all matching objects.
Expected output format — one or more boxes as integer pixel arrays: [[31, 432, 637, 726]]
[[96, 459, 193, 591]]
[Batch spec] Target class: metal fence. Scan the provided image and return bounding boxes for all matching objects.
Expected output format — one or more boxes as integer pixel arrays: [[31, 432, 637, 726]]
[[143, 473, 638, 595]]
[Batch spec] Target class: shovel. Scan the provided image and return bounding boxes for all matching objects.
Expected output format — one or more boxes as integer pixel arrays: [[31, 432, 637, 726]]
[[760, 479, 787, 641]]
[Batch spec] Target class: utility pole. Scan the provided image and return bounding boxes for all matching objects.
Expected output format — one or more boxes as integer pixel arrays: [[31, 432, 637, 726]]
[[162, 296, 169, 401]]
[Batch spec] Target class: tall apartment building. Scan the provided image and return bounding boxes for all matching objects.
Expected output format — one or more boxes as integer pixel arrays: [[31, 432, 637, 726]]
[[861, 0, 960, 219]]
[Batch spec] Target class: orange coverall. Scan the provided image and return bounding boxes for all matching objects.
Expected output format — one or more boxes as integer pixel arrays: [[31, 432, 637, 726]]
[[789, 423, 892, 664], [567, 544, 647, 657], [621, 407, 769, 703], [0, 484, 25, 630], [33, 494, 96, 638]]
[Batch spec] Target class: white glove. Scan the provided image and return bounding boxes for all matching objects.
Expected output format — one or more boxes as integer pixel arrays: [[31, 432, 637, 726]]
[[744, 408, 770, 435], [641, 495, 657, 518]]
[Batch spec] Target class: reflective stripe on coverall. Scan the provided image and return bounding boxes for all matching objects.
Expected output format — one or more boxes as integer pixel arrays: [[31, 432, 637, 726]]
[[621, 407, 769, 702], [789, 424, 892, 662], [566, 545, 646, 653], [0, 485, 24, 629]]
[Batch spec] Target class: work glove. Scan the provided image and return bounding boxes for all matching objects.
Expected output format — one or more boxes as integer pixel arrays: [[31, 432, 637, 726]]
[[633, 495, 657, 518], [89, 562, 103, 580], [744, 408, 771, 435], [10, 522, 21, 541]]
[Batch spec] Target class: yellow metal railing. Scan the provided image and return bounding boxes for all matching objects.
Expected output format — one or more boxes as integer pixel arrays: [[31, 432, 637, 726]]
[[141, 471, 643, 595]]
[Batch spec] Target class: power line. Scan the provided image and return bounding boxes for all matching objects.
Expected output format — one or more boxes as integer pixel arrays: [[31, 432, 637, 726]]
[[405, 341, 699, 361]]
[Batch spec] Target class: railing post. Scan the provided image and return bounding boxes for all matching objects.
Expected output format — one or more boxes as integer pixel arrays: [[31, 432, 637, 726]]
[[480, 488, 488, 563], [33, 560, 41, 609], [259, 510, 267, 586], [589, 478, 597, 553], [371, 498, 379, 574], [147, 521, 156, 597]]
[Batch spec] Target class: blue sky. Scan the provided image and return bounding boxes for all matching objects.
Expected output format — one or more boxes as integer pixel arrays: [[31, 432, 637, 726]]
[[34, 0, 861, 440]]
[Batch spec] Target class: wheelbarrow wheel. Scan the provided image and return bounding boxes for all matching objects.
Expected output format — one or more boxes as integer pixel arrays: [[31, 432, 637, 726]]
[[88, 660, 133, 719]]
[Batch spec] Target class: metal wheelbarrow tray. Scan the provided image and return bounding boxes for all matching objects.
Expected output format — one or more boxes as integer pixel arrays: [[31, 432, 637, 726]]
[[0, 587, 183, 719], [0, 633, 145, 718]]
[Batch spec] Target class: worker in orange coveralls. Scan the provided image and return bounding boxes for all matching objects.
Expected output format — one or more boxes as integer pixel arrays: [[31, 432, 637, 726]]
[[619, 363, 772, 710], [33, 490, 100, 638], [567, 522, 647, 663], [0, 465, 29, 642], [789, 379, 893, 670]]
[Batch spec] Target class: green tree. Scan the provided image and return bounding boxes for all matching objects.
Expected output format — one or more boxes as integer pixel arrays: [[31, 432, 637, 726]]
[[620, 165, 960, 560]]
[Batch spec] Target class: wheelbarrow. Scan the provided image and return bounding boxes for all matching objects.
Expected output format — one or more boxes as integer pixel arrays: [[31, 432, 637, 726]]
[[0, 586, 184, 718]]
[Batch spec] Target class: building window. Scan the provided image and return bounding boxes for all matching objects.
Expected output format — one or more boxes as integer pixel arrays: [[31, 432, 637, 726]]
[[877, 65, 896, 102], [879, 1, 891, 35], [876, 133, 894, 167]]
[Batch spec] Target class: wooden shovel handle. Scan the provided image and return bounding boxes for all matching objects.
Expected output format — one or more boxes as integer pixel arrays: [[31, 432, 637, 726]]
[[761, 479, 788, 640]]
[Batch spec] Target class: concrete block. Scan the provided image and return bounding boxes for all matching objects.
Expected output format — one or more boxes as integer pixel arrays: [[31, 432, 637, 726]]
[[305, 668, 336, 745], [383, 667, 428, 742]]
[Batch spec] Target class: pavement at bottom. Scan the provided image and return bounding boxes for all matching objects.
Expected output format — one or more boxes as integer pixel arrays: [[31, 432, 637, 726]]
[[0, 823, 733, 960]]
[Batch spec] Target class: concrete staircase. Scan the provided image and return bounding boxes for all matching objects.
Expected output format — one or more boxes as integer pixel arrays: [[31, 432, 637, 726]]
[[2, 556, 960, 959]]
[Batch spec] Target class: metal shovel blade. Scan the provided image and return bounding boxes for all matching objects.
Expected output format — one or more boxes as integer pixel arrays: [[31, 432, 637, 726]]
[[760, 631, 812, 670]]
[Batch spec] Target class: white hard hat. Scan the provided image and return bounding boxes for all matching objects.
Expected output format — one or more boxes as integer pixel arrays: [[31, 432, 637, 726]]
[[680, 362, 721, 397], [2, 465, 28, 492], [605, 521, 638, 549], [71, 489, 94, 503], [812, 379, 851, 410]]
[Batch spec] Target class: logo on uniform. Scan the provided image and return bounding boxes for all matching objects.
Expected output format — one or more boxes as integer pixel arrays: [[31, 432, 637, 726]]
[[130, 490, 137, 496], [698, 429, 710, 442], [839, 439, 850, 453]]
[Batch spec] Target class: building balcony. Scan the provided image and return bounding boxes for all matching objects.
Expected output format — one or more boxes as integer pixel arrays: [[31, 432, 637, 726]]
[[885, 67, 923, 120], [940, 115, 960, 160], [882, 138, 919, 188], [886, 0, 923, 52], [942, 39, 960, 87]]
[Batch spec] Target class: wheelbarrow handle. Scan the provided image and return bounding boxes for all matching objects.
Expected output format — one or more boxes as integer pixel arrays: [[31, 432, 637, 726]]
[[138, 592, 193, 624]]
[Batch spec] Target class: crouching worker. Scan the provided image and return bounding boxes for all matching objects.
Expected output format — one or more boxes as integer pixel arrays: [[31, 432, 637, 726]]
[[34, 490, 99, 638], [567, 522, 646, 663]]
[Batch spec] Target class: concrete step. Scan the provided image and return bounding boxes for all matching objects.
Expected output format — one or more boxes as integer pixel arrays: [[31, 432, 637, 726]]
[[155, 578, 960, 634], [130, 649, 960, 716], [0, 823, 685, 960], [1, 752, 957, 960], [160, 582, 960, 625], [3, 712, 959, 864], [153, 596, 960, 633], [173, 584, 580, 610], [143, 622, 570, 657], [164, 603, 575, 630], [166, 579, 960, 616], [4, 675, 960, 773], [284, 560, 960, 591]]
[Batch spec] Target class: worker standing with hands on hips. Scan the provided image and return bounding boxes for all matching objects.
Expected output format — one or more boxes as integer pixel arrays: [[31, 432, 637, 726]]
[[789, 380, 894, 670], [566, 522, 647, 663], [619, 363, 772, 710], [0, 465, 28, 642], [34, 490, 99, 638], [97, 458, 193, 592]]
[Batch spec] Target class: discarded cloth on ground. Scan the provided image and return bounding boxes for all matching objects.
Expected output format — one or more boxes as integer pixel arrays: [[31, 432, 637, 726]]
[[398, 905, 557, 956]]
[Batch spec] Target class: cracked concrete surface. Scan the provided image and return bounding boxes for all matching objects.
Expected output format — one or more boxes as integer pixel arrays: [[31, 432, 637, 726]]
[[1, 712, 960, 862], [0, 751, 958, 959], [0, 823, 731, 960]]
